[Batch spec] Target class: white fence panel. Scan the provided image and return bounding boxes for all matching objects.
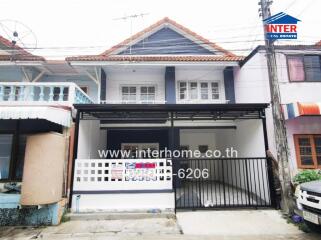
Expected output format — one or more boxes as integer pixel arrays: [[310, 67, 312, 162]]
[[73, 158, 172, 191]]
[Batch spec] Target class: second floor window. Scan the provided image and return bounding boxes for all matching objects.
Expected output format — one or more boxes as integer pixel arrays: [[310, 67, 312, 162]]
[[287, 55, 321, 82], [140, 86, 155, 103], [178, 81, 220, 101], [121, 86, 156, 103]]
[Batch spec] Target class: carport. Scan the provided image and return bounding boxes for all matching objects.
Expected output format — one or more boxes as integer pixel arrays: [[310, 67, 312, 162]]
[[70, 103, 276, 211]]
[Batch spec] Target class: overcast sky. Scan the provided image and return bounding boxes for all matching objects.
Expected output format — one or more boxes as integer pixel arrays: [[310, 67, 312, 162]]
[[0, 0, 320, 59]]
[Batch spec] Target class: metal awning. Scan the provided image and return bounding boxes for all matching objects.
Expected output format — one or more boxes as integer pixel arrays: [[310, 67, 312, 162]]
[[283, 102, 321, 120], [0, 106, 72, 127], [74, 103, 269, 122]]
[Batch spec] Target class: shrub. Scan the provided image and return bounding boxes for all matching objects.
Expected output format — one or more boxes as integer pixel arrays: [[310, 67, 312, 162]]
[[293, 170, 321, 184]]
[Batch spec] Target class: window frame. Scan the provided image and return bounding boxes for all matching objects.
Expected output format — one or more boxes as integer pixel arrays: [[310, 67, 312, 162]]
[[120, 85, 157, 104], [200, 82, 209, 100], [140, 86, 156, 103], [177, 80, 221, 102], [287, 55, 321, 83], [179, 82, 187, 100], [0, 131, 14, 181], [294, 134, 321, 169], [0, 127, 23, 182], [121, 86, 137, 103]]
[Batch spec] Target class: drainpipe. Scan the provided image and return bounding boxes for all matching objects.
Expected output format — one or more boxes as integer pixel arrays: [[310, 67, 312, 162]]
[[261, 109, 277, 208], [68, 110, 81, 208]]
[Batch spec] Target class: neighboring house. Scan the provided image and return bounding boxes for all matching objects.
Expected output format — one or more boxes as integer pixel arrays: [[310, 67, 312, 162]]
[[236, 44, 321, 177], [0, 36, 93, 225], [66, 17, 275, 212]]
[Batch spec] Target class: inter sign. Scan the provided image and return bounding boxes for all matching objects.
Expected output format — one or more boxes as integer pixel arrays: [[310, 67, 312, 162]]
[[263, 12, 301, 40]]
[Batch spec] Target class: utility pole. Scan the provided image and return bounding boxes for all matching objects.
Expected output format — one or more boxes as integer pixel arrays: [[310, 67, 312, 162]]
[[258, 0, 292, 214]]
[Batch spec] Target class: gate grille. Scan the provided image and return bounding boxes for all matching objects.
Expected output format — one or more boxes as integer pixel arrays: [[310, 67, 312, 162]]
[[173, 158, 274, 209]]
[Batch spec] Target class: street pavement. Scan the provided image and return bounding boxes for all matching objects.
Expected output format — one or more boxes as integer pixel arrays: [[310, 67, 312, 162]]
[[0, 210, 320, 240]]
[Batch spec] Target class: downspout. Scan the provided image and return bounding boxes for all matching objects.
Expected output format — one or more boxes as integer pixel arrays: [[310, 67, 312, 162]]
[[261, 109, 277, 208], [68, 110, 81, 208]]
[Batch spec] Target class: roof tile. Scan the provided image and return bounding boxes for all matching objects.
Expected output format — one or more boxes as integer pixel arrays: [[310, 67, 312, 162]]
[[66, 55, 244, 62], [0, 35, 44, 61], [67, 17, 242, 62]]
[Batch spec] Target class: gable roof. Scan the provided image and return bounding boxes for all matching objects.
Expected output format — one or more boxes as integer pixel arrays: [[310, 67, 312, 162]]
[[117, 27, 215, 55], [67, 17, 241, 62], [103, 17, 235, 56], [0, 35, 44, 61], [263, 12, 301, 24]]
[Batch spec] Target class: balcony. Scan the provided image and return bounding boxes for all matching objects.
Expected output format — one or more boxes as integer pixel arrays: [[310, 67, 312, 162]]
[[0, 82, 93, 107]]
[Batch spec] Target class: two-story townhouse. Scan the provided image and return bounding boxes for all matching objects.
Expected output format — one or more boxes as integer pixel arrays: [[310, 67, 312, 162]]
[[236, 44, 321, 178], [0, 37, 93, 225], [65, 18, 276, 213]]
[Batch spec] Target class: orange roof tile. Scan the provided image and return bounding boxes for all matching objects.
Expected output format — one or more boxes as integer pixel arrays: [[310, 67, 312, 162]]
[[0, 35, 44, 61], [66, 55, 244, 62]]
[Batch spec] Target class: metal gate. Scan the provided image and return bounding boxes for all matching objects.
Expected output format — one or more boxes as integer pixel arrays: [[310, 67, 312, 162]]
[[173, 158, 274, 209]]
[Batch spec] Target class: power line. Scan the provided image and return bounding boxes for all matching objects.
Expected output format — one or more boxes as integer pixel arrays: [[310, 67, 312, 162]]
[[2, 37, 320, 52], [298, 0, 316, 16]]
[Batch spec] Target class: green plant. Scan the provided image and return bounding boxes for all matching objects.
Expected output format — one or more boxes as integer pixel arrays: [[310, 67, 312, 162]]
[[293, 170, 321, 184], [60, 209, 70, 223]]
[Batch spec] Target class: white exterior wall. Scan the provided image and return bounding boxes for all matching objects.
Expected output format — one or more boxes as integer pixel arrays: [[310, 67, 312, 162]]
[[233, 119, 266, 158], [180, 129, 217, 152], [235, 50, 321, 103], [276, 52, 321, 104], [103, 65, 226, 103], [175, 66, 226, 103], [78, 120, 106, 159], [234, 52, 276, 158], [72, 193, 174, 212], [236, 48, 321, 174], [234, 52, 270, 103], [179, 123, 265, 159], [104, 66, 165, 103]]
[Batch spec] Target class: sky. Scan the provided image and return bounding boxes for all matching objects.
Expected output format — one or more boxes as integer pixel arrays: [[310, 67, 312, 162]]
[[0, 0, 320, 59]]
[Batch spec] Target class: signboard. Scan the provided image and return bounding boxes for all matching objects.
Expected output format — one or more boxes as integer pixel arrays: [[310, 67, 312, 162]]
[[263, 12, 301, 40], [125, 162, 157, 181]]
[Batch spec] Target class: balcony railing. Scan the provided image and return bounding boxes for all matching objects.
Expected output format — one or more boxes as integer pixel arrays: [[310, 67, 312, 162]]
[[0, 82, 93, 106]]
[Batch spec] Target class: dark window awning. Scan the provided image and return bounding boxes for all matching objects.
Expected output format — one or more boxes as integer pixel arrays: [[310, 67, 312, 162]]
[[74, 104, 269, 122]]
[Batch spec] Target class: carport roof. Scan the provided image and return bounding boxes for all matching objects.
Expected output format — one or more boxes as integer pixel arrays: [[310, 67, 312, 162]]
[[74, 103, 269, 121]]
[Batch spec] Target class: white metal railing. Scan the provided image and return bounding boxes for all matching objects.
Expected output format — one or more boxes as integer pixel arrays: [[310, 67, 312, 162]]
[[100, 100, 229, 104], [0, 82, 93, 106], [73, 158, 172, 191], [176, 99, 229, 104]]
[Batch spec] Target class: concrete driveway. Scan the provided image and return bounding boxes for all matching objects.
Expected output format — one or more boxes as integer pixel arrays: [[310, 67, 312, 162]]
[[176, 210, 304, 236]]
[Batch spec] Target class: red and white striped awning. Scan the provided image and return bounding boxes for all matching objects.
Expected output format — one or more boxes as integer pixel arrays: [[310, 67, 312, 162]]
[[283, 102, 321, 120]]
